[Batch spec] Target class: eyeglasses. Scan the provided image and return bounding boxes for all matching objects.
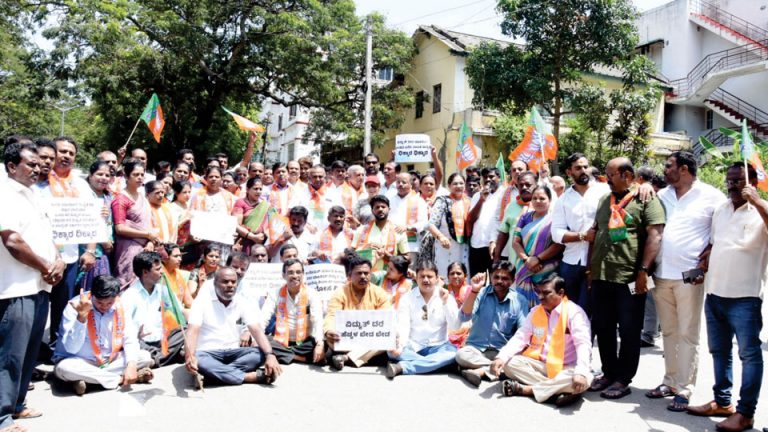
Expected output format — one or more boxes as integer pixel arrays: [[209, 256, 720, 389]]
[[421, 304, 428, 321], [725, 179, 746, 187]]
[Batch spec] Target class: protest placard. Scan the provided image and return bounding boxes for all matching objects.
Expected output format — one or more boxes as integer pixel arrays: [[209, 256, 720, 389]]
[[335, 310, 396, 351], [190, 211, 237, 245], [240, 263, 284, 306], [305, 264, 347, 311], [394, 134, 431, 163], [49, 198, 109, 245]]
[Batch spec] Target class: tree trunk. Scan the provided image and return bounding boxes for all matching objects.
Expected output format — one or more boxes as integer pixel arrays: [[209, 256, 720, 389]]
[[552, 79, 562, 175]]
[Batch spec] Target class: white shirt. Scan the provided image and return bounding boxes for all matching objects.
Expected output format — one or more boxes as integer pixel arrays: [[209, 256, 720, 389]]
[[189, 294, 260, 352], [551, 182, 610, 266], [0, 179, 57, 299], [655, 181, 726, 279], [705, 200, 768, 299], [396, 287, 460, 351], [388, 192, 429, 252], [260, 286, 324, 342], [306, 187, 342, 232], [120, 279, 163, 343], [270, 229, 318, 263], [469, 187, 504, 249]]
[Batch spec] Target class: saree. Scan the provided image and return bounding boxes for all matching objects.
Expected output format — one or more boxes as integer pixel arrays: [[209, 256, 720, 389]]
[[112, 192, 151, 285], [513, 212, 559, 309]]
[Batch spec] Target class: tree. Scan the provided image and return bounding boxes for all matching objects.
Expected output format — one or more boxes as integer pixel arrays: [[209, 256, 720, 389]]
[[303, 13, 415, 159], [490, 104, 527, 157], [28, 0, 405, 163], [466, 0, 639, 145]]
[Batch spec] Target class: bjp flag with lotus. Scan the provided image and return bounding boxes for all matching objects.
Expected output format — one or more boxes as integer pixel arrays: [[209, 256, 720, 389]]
[[140, 93, 165, 143], [508, 107, 557, 173]]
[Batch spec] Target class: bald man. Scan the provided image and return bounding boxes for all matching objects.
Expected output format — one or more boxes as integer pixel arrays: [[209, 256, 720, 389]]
[[550, 176, 566, 197], [131, 149, 155, 181]]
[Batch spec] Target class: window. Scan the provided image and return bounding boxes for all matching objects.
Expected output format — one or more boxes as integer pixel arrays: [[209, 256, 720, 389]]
[[705, 109, 713, 129], [278, 114, 283, 131], [289, 105, 297, 119], [377, 67, 393, 81], [415, 91, 424, 119], [433, 84, 442, 113]]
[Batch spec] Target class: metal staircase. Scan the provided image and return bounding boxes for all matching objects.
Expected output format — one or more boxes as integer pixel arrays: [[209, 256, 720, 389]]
[[704, 88, 768, 138], [689, 0, 768, 50]]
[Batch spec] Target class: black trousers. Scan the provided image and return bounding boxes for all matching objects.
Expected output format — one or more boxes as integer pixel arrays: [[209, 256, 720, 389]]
[[140, 328, 186, 367], [591, 280, 646, 385], [269, 336, 318, 364], [468, 247, 491, 278]]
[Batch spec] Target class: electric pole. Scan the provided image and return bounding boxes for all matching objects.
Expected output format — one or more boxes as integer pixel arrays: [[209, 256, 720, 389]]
[[363, 16, 373, 157]]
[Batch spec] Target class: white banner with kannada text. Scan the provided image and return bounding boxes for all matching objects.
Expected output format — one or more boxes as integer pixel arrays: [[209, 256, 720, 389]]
[[49, 198, 109, 245], [394, 134, 431, 163], [335, 309, 396, 351]]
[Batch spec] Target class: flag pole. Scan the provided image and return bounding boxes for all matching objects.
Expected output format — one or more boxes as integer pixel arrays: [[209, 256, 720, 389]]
[[161, 274, 204, 392], [120, 118, 142, 152]]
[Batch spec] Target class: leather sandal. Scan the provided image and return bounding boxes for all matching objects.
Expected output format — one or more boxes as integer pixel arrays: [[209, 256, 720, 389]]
[[501, 379, 523, 397], [645, 384, 675, 399], [589, 376, 612, 392], [12, 408, 42, 420]]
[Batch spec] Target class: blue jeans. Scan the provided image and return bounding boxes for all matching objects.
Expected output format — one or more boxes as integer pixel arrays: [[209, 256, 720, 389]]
[[390, 342, 457, 375], [559, 262, 589, 315], [197, 347, 264, 385], [0, 292, 49, 429], [705, 294, 763, 417], [641, 294, 660, 344]]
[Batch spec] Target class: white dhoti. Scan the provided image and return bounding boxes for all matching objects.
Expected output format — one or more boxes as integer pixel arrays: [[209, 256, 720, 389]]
[[54, 350, 153, 389], [503, 355, 593, 403]]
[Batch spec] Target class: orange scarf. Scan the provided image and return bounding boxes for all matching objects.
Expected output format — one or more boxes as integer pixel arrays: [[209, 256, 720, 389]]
[[339, 182, 359, 215], [163, 267, 191, 308], [608, 190, 637, 243], [49, 171, 80, 198], [522, 298, 569, 379], [318, 227, 353, 257], [273, 285, 309, 346], [499, 185, 515, 221], [451, 196, 471, 243], [191, 188, 235, 213], [383, 277, 412, 308], [269, 183, 294, 216], [87, 298, 125, 367], [151, 203, 175, 242]]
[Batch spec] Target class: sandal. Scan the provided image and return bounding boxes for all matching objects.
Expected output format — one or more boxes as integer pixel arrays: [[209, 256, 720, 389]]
[[12, 408, 42, 420], [0, 425, 29, 432], [501, 379, 523, 397], [589, 376, 612, 392], [601, 384, 632, 399], [645, 384, 675, 399], [667, 395, 689, 412], [136, 367, 154, 384]]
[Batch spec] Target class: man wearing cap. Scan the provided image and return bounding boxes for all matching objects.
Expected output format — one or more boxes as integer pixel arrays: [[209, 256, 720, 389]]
[[353, 175, 382, 228]]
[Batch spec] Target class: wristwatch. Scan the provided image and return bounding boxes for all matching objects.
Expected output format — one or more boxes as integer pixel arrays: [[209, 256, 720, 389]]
[[638, 265, 649, 273]]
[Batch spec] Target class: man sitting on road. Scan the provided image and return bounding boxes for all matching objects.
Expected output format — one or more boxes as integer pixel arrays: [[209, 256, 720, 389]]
[[260, 259, 325, 364], [323, 254, 392, 370], [53, 275, 153, 395], [491, 274, 592, 407], [456, 261, 529, 387], [184, 267, 282, 386], [386, 261, 460, 379]]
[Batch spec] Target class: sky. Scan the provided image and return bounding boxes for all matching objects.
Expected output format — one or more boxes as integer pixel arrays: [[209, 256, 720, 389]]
[[354, 0, 675, 41]]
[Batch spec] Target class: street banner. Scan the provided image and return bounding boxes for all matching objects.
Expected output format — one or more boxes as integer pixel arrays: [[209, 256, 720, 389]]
[[395, 134, 431, 163], [335, 310, 396, 351], [241, 263, 284, 306], [49, 198, 109, 245], [305, 264, 347, 311], [190, 211, 237, 245]]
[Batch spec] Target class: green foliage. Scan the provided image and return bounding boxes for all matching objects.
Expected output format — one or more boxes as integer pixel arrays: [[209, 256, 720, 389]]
[[467, 0, 639, 142], [304, 13, 416, 156], [490, 105, 527, 156]]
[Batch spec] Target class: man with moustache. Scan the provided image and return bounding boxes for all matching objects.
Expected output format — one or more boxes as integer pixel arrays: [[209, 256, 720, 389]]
[[686, 162, 767, 432], [32, 140, 57, 191], [494, 170, 538, 264], [646, 151, 725, 411], [176, 149, 201, 187], [589, 157, 665, 400], [306, 165, 341, 232], [185, 267, 282, 386], [268, 206, 317, 264], [247, 161, 264, 180], [389, 172, 429, 263], [466, 167, 504, 276], [352, 195, 409, 272], [309, 206, 353, 264], [260, 259, 325, 364], [550, 153, 610, 312], [382, 161, 399, 198], [323, 255, 392, 370], [363, 153, 386, 186], [1, 140, 64, 427], [287, 160, 309, 197]]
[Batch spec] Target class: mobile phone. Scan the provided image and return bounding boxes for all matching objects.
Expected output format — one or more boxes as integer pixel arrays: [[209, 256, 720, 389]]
[[682, 268, 704, 284]]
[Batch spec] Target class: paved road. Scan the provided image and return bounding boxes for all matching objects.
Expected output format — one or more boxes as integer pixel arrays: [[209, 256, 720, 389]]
[[19, 301, 768, 432]]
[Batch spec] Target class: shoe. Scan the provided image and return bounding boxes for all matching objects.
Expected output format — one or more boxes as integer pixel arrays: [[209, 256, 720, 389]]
[[385, 363, 403, 379], [194, 373, 204, 390], [330, 354, 346, 371], [667, 395, 689, 412], [555, 392, 583, 407], [73, 380, 87, 396], [716, 413, 754, 432], [461, 369, 483, 388], [686, 401, 736, 418], [27, 383, 34, 391], [640, 339, 656, 348]]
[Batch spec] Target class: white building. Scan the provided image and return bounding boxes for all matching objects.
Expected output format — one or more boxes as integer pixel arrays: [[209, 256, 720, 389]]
[[636, 0, 768, 160], [260, 99, 318, 165]]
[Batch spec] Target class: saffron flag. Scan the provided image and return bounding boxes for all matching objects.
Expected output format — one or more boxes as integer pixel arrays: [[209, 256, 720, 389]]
[[160, 274, 187, 356], [496, 153, 507, 185], [741, 120, 768, 192], [509, 107, 558, 173], [456, 122, 479, 171], [222, 107, 265, 133], [140, 93, 165, 143]]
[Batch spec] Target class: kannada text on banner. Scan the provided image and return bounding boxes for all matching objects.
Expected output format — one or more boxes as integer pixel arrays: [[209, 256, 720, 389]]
[[49, 198, 109, 245], [304, 263, 347, 312], [334, 310, 396, 351], [241, 263, 284, 306], [394, 134, 431, 163]]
